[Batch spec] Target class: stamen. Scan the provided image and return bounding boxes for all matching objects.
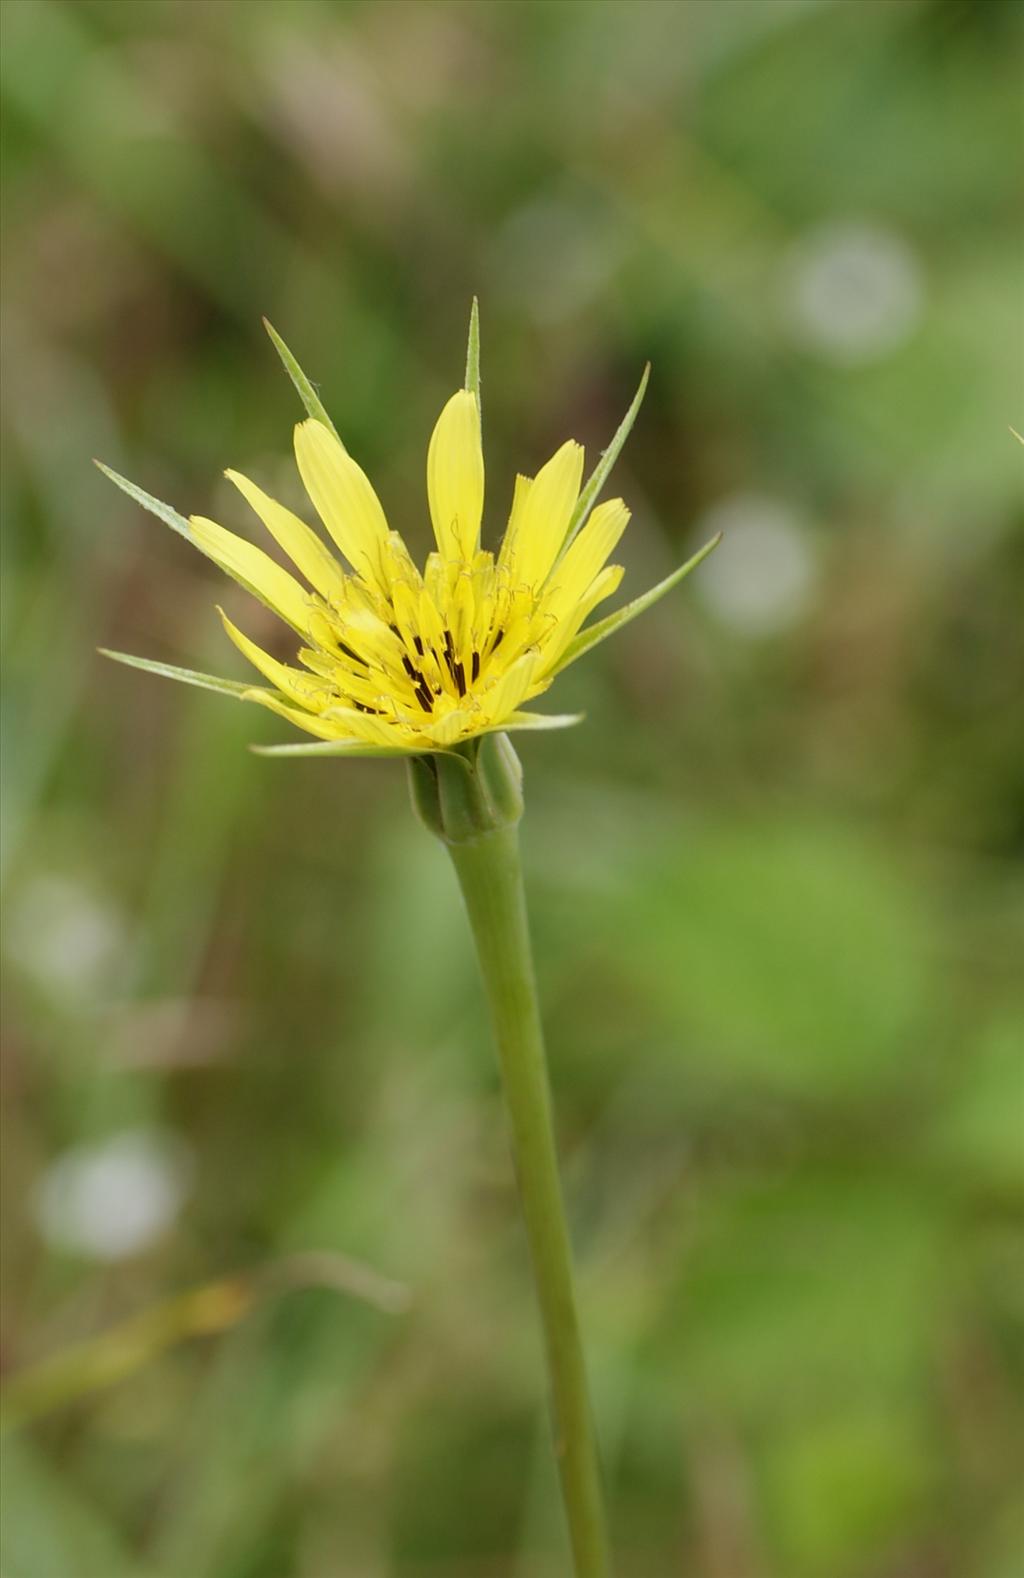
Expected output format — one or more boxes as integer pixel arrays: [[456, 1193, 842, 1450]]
[[414, 683, 434, 714], [440, 629, 460, 688], [471, 651, 480, 682]]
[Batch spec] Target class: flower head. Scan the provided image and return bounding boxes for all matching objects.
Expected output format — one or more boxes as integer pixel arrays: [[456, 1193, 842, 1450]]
[[100, 305, 717, 758]]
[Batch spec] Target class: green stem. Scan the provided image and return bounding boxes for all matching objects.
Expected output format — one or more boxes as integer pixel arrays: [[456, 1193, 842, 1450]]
[[446, 819, 612, 1575]]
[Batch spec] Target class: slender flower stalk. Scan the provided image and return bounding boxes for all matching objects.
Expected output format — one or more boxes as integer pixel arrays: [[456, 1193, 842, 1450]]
[[98, 303, 717, 1571], [411, 737, 610, 1573]]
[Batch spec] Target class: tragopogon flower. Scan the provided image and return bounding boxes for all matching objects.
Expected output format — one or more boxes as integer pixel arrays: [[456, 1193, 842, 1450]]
[[100, 306, 717, 758]]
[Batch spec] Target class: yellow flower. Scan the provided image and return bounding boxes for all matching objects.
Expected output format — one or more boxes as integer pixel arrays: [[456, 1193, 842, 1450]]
[[100, 306, 717, 759]]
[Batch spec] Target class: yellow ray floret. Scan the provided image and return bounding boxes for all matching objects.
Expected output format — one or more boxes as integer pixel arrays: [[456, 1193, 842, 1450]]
[[99, 308, 719, 758], [428, 390, 484, 565], [293, 418, 391, 595]]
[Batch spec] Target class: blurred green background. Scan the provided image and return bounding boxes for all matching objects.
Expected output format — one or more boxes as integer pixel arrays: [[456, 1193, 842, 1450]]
[[2, 1, 1023, 1574]]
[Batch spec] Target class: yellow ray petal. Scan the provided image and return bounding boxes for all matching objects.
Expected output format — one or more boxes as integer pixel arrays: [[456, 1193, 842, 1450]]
[[511, 440, 584, 591], [429, 707, 474, 746], [242, 689, 353, 741], [497, 474, 533, 577], [416, 581, 448, 657], [540, 564, 625, 673], [217, 608, 333, 712], [189, 515, 314, 633], [320, 704, 412, 747], [225, 470, 348, 603], [553, 535, 721, 673], [482, 650, 540, 725], [427, 390, 484, 565], [542, 498, 630, 620], [381, 530, 423, 594], [293, 419, 391, 592], [389, 577, 422, 653]]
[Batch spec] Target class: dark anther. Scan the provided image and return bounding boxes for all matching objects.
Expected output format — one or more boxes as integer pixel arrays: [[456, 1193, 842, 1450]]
[[471, 651, 480, 682], [491, 629, 504, 652], [413, 635, 425, 656], [443, 629, 455, 654], [353, 700, 380, 715], [414, 683, 434, 714], [452, 661, 467, 697], [401, 655, 420, 681]]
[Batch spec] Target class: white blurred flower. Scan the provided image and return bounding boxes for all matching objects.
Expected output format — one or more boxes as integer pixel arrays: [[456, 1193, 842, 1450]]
[[694, 495, 817, 636], [5, 873, 124, 997], [785, 221, 924, 364], [34, 1129, 193, 1261]]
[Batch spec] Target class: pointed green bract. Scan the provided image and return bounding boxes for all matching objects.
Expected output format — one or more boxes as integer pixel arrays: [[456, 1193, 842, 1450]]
[[99, 649, 258, 698], [97, 461, 309, 637], [561, 363, 650, 554], [251, 739, 421, 759], [251, 711, 582, 758], [94, 461, 192, 541], [464, 297, 481, 403], [500, 711, 584, 733], [556, 534, 721, 671], [262, 318, 341, 441]]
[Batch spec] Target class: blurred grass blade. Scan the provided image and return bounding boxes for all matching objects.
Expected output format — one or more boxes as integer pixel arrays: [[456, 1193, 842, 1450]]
[[263, 318, 340, 440], [1, 1435, 157, 1578], [94, 461, 192, 541], [99, 650, 254, 698], [562, 363, 650, 552], [556, 534, 721, 671], [1, 1256, 409, 1434], [464, 296, 481, 402], [2, 1279, 253, 1433], [263, 1251, 410, 1314]]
